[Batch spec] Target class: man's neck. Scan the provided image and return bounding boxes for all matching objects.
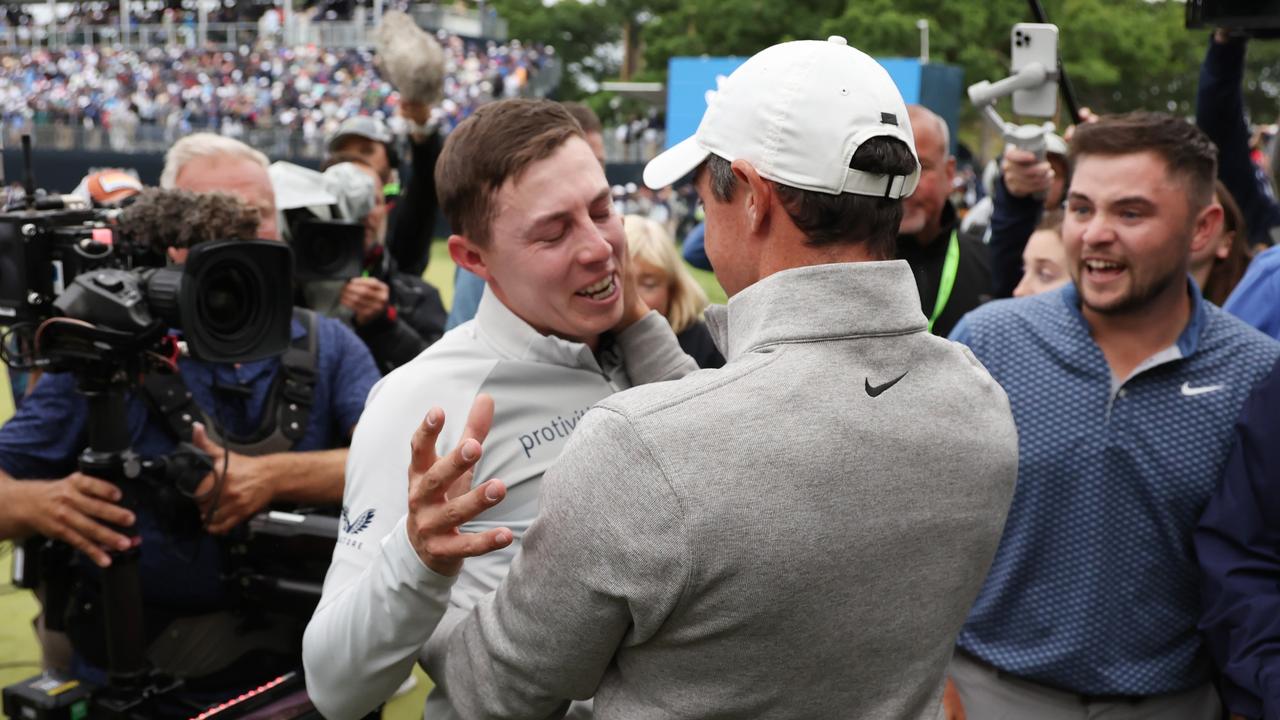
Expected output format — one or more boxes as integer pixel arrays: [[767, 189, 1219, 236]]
[[1082, 281, 1192, 381], [758, 238, 879, 280], [491, 290, 601, 351]]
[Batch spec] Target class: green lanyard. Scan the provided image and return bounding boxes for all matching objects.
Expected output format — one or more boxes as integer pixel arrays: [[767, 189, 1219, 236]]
[[927, 231, 960, 334]]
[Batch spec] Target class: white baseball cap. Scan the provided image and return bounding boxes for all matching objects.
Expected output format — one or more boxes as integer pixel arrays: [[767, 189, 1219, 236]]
[[644, 36, 920, 199]]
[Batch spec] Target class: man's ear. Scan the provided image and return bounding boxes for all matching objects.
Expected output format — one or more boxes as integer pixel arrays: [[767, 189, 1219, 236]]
[[731, 159, 773, 236], [448, 234, 492, 282], [1190, 202, 1225, 257], [167, 246, 189, 265]]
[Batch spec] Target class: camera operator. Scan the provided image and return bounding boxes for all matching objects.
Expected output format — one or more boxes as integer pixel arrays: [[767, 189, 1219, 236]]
[[0, 134, 383, 716], [315, 158, 446, 374]]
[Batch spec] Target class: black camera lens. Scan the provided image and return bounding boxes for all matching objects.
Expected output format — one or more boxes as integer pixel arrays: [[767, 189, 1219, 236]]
[[177, 240, 293, 364], [199, 260, 260, 336], [310, 237, 347, 274]]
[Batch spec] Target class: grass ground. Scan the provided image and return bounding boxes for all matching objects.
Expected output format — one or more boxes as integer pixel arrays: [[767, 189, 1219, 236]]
[[0, 242, 723, 719]]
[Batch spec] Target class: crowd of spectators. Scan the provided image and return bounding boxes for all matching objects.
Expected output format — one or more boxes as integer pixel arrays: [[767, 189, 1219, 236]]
[[0, 31, 551, 149]]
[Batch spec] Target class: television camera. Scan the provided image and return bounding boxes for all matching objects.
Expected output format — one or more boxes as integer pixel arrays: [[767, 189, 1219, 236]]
[[0, 139, 331, 719]]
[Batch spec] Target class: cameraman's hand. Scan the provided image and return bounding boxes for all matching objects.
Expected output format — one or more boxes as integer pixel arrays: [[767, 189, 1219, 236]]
[[192, 423, 276, 534], [406, 393, 513, 576], [340, 277, 392, 326], [16, 473, 136, 568], [1001, 148, 1054, 199], [613, 251, 651, 333]]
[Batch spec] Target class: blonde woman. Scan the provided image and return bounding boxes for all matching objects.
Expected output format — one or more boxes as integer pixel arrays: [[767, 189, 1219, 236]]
[[624, 215, 725, 368]]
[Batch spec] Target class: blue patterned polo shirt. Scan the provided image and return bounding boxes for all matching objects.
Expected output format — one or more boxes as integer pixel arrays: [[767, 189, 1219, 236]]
[[949, 281, 1280, 696]]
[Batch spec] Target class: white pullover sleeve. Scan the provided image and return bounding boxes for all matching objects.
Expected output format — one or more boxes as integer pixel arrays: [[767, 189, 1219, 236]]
[[303, 516, 454, 719], [302, 347, 488, 719]]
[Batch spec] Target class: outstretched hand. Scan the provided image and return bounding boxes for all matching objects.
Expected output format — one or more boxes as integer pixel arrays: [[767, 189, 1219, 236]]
[[406, 393, 513, 576]]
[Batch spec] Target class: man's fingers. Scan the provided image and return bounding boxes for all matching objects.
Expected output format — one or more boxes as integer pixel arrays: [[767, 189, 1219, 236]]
[[424, 525, 514, 563], [445, 468, 475, 501], [1004, 147, 1038, 164], [204, 499, 246, 534], [409, 407, 445, 476], [68, 509, 133, 553], [73, 493, 135, 530], [69, 473, 122, 503], [418, 438, 483, 501], [61, 529, 114, 569], [191, 423, 225, 460], [461, 393, 495, 446], [420, 478, 506, 534]]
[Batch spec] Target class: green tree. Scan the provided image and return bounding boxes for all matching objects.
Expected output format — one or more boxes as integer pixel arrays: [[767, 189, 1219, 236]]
[[492, 0, 1280, 145]]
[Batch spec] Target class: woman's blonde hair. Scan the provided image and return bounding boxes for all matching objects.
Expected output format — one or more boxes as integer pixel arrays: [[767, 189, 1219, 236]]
[[624, 215, 709, 334]]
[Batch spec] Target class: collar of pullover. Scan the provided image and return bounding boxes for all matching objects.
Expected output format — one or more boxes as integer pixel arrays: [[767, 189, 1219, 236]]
[[473, 285, 608, 374], [704, 260, 927, 362]]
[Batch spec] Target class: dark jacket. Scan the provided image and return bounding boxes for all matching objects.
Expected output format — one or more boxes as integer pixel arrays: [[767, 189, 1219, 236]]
[[1196, 356, 1280, 720], [896, 202, 992, 337], [353, 246, 446, 375], [676, 320, 724, 369], [987, 174, 1043, 299], [385, 131, 443, 277], [1197, 35, 1280, 249]]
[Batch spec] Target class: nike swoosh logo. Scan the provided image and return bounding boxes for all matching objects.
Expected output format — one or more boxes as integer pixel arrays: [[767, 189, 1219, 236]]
[[1181, 382, 1225, 397], [866, 372, 908, 398]]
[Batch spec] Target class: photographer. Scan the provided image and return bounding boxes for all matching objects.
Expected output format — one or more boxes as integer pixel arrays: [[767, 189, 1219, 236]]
[[326, 111, 443, 277], [0, 134, 382, 716], [314, 159, 446, 374]]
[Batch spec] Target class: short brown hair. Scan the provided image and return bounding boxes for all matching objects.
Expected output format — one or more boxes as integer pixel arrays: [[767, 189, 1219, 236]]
[[435, 99, 584, 246], [1203, 179, 1252, 306], [704, 136, 917, 259], [1069, 112, 1218, 209], [562, 101, 603, 135], [1036, 207, 1064, 235]]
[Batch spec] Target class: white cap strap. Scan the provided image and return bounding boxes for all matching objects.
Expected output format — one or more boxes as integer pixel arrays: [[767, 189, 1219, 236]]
[[842, 167, 919, 199]]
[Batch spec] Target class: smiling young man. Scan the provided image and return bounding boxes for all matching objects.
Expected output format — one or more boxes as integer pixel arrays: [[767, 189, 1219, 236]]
[[301, 98, 695, 720], [948, 112, 1280, 718]]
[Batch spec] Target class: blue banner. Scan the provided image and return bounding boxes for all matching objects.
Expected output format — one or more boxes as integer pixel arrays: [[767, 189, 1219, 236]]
[[665, 56, 927, 150]]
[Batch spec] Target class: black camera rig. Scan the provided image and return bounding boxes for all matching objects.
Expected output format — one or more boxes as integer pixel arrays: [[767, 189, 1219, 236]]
[[0, 137, 330, 719]]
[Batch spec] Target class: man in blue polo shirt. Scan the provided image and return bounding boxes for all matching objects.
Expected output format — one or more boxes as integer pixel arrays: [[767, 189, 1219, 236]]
[[948, 112, 1280, 718]]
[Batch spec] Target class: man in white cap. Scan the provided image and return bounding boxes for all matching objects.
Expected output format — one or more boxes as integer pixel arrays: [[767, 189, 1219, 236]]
[[417, 36, 1019, 718]]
